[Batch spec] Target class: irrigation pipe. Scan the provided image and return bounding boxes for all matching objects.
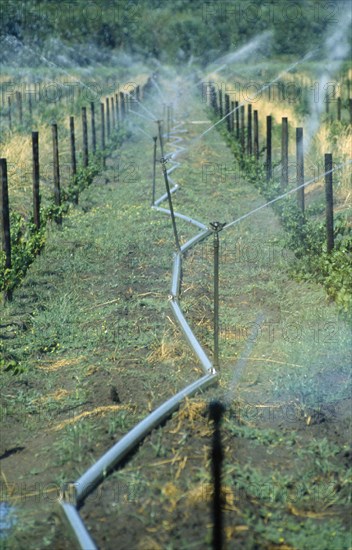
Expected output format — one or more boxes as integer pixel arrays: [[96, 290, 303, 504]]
[[152, 206, 208, 230], [169, 300, 214, 374], [171, 252, 182, 297], [58, 502, 97, 550], [58, 113, 219, 548], [74, 372, 216, 504]]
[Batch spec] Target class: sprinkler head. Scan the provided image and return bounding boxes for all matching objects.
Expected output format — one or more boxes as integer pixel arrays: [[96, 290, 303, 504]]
[[160, 157, 169, 173], [209, 221, 226, 232]]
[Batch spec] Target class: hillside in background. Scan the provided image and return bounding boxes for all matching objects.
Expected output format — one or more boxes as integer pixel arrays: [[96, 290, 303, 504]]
[[0, 0, 341, 66]]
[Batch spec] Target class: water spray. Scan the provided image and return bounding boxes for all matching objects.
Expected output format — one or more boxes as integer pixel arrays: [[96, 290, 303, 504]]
[[123, 89, 157, 121], [197, 49, 316, 141], [223, 160, 352, 232], [134, 126, 153, 139], [129, 109, 155, 122], [223, 313, 265, 405], [151, 76, 166, 102]]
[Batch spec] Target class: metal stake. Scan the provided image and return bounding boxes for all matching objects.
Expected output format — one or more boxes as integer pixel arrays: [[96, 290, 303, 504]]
[[210, 221, 226, 369], [156, 119, 164, 158], [161, 158, 180, 251], [152, 136, 157, 205]]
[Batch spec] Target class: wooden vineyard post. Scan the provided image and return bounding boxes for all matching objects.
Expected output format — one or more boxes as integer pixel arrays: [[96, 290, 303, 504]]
[[106, 97, 110, 139], [136, 85, 140, 106], [70, 116, 77, 177], [247, 104, 252, 155], [110, 97, 115, 130], [82, 107, 89, 168], [100, 103, 106, 169], [69, 117, 78, 204], [211, 84, 218, 113], [235, 101, 239, 140], [240, 105, 245, 154], [218, 89, 223, 119], [32, 131, 40, 229], [296, 127, 304, 214], [225, 94, 230, 133], [266, 115, 272, 181], [230, 101, 235, 134], [281, 117, 288, 190], [325, 153, 334, 253], [253, 110, 259, 161], [115, 93, 120, 126], [337, 97, 341, 121], [120, 92, 125, 120], [0, 158, 12, 302], [52, 123, 62, 225], [91, 102, 96, 154]]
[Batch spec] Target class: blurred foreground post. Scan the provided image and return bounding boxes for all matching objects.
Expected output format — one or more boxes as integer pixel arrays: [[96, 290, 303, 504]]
[[209, 400, 225, 550]]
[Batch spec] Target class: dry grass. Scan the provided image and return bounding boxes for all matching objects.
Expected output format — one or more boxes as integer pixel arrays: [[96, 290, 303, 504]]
[[169, 397, 209, 435], [0, 73, 148, 214], [0, 122, 72, 214], [146, 327, 185, 364], [52, 404, 131, 431], [37, 355, 86, 371], [309, 123, 352, 204], [212, 71, 351, 207]]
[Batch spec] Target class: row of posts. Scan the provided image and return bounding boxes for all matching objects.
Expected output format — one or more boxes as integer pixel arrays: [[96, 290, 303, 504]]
[[2, 85, 141, 132], [1, 79, 152, 302], [207, 85, 337, 254]]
